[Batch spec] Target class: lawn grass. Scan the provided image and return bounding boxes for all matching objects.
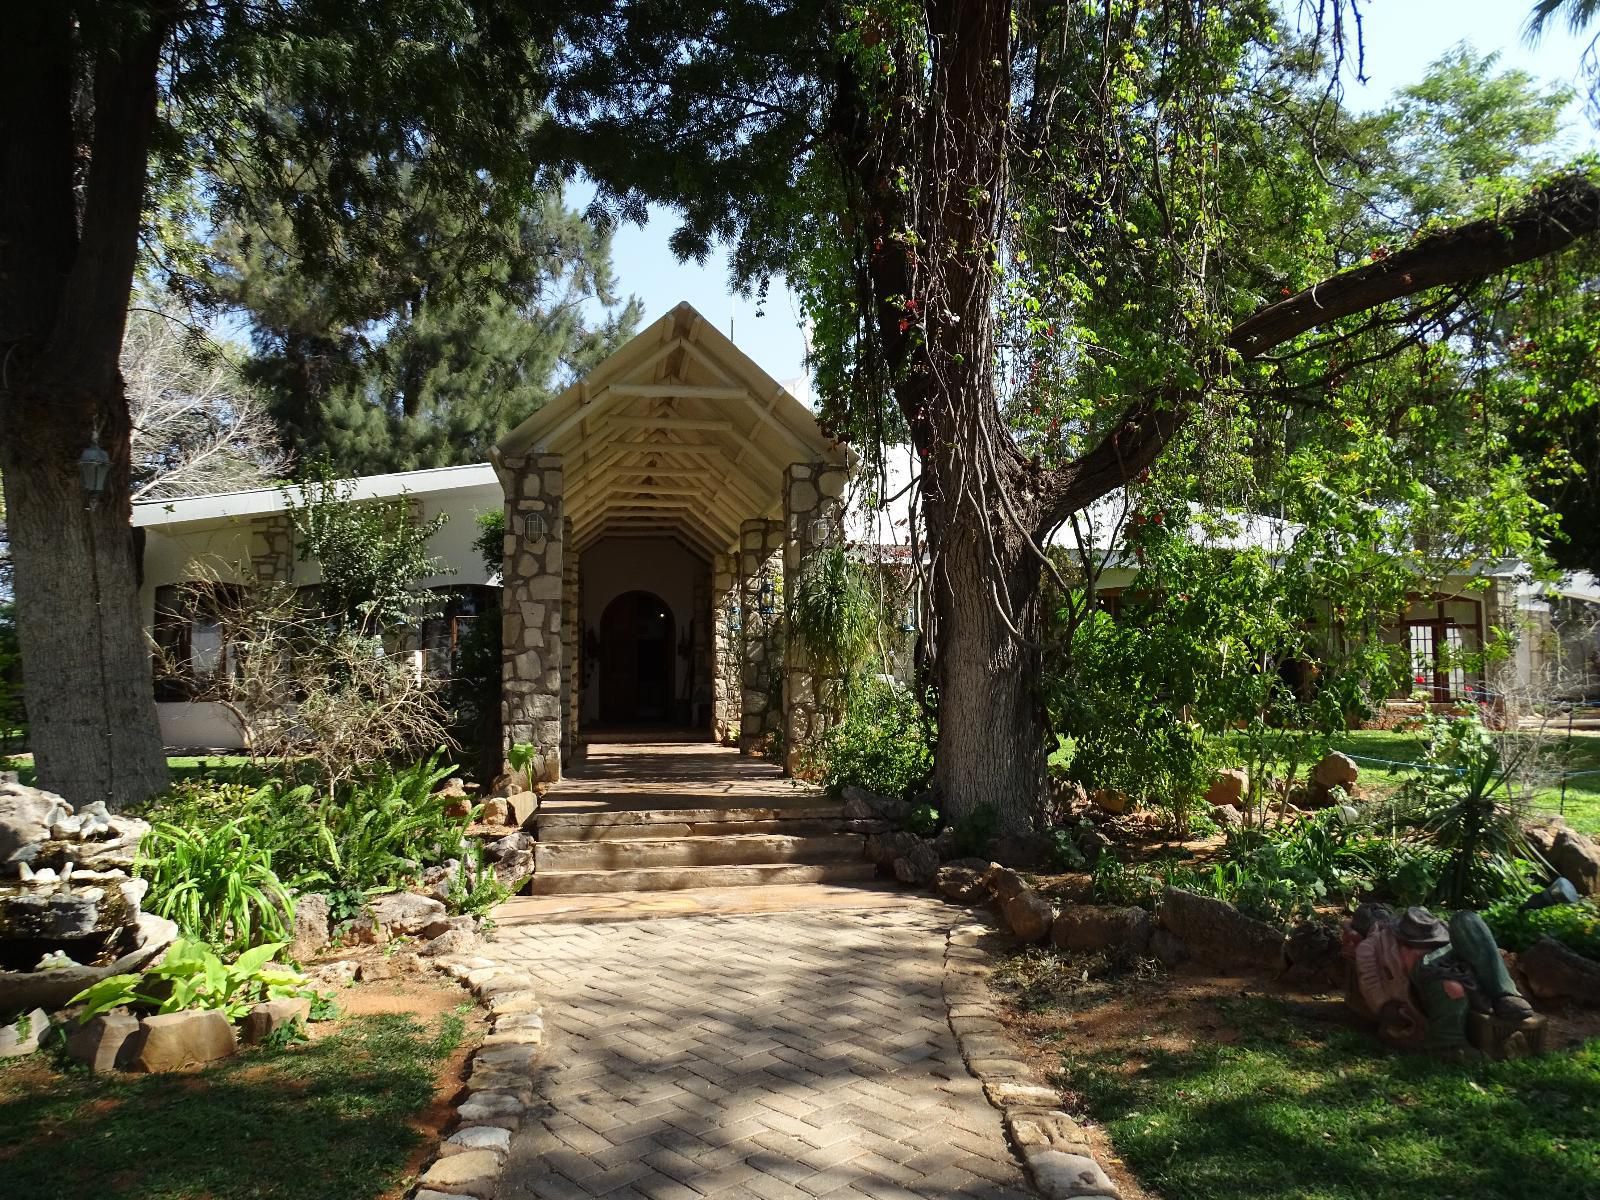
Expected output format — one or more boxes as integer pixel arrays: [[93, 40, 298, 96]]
[[0, 1011, 464, 1200], [3, 754, 270, 791], [1061, 996, 1600, 1200], [1332, 729, 1600, 835]]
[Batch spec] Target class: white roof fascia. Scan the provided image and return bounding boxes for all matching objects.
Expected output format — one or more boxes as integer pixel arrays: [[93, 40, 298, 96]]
[[132, 463, 500, 530]]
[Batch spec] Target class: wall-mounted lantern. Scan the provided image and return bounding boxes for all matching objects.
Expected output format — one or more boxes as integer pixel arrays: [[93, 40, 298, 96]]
[[756, 578, 777, 617], [522, 511, 548, 543], [78, 433, 112, 509], [899, 602, 918, 635]]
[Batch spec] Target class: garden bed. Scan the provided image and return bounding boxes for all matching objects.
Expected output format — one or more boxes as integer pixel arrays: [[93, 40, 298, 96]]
[[989, 950, 1600, 1200], [0, 972, 482, 1200]]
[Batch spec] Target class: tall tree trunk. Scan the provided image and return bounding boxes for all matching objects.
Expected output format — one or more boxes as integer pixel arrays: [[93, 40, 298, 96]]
[[0, 5, 171, 807], [929, 506, 1044, 832]]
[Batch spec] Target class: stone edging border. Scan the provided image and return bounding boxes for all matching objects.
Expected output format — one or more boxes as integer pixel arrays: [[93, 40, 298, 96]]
[[943, 913, 1122, 1200], [410, 955, 547, 1200]]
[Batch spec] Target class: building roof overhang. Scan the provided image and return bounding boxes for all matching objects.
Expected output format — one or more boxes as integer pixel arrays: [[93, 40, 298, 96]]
[[496, 301, 846, 556]]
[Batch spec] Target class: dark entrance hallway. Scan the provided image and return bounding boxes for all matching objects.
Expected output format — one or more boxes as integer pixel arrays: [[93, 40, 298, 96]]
[[597, 590, 677, 725]]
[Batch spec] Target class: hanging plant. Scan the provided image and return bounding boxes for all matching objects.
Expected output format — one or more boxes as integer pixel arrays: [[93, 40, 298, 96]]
[[787, 545, 879, 684]]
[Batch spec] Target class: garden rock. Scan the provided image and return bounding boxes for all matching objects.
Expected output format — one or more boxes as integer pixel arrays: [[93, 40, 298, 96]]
[[1150, 928, 1188, 967], [841, 784, 912, 825], [367, 892, 447, 936], [984, 865, 1028, 902], [423, 915, 478, 940], [289, 892, 330, 962], [240, 997, 312, 1044], [1205, 769, 1248, 809], [1091, 788, 1128, 815], [865, 830, 920, 869], [130, 1009, 237, 1072], [1212, 805, 1244, 830], [64, 1011, 140, 1072], [893, 840, 941, 885], [1159, 886, 1285, 970], [505, 791, 540, 828], [1003, 889, 1056, 943], [480, 798, 510, 826], [420, 927, 481, 958], [1028, 1149, 1120, 1199], [422, 860, 461, 903], [1313, 751, 1360, 790], [308, 959, 358, 988], [1518, 936, 1600, 1005], [935, 859, 993, 902], [355, 957, 395, 982], [444, 1125, 512, 1157], [0, 1007, 47, 1058], [1050, 905, 1152, 956], [419, 1149, 503, 1198], [0, 782, 70, 866], [1548, 827, 1600, 896]]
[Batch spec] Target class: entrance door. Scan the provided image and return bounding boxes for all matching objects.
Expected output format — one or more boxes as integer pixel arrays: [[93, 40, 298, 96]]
[[598, 591, 676, 724]]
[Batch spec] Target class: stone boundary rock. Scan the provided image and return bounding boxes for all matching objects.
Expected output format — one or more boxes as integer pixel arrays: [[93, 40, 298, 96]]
[[410, 955, 547, 1200], [941, 911, 1121, 1200]]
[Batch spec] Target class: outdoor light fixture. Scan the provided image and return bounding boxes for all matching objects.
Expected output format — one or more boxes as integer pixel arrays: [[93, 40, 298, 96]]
[[78, 433, 112, 508], [522, 512, 548, 542], [756, 578, 777, 617], [900, 602, 918, 635]]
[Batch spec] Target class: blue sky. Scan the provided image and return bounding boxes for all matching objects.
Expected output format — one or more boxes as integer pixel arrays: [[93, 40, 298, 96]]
[[592, 1, 1600, 388]]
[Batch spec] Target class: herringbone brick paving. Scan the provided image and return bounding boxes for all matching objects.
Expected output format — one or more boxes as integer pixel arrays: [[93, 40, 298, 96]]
[[486, 904, 1035, 1199]]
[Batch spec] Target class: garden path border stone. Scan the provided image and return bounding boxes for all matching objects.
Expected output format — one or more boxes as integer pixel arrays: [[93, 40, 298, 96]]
[[941, 908, 1121, 1200], [407, 952, 548, 1200]]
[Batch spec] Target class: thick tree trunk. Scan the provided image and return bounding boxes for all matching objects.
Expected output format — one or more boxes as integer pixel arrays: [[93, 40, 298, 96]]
[[930, 512, 1044, 834], [0, 446, 168, 807], [0, 6, 171, 807]]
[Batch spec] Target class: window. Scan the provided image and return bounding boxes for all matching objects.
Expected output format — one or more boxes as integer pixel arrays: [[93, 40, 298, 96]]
[[152, 583, 244, 700], [420, 587, 494, 678], [1405, 618, 1472, 702]]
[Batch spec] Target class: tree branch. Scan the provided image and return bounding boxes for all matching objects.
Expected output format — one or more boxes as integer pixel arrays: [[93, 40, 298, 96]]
[[1037, 173, 1600, 530]]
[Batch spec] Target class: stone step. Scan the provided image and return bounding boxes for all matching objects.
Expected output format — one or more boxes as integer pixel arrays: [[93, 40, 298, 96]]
[[536, 803, 842, 838], [528, 860, 879, 896], [534, 832, 865, 872], [537, 816, 850, 843]]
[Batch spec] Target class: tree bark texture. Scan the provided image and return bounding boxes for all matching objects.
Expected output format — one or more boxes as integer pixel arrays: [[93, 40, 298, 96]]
[[0, 5, 171, 806]]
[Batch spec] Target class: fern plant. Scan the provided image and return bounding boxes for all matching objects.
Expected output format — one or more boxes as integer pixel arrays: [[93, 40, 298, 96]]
[[786, 545, 879, 682]]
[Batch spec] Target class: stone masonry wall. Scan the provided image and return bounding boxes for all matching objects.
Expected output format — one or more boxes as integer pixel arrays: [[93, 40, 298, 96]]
[[249, 515, 295, 583], [783, 461, 848, 776], [560, 516, 582, 767], [496, 453, 564, 783], [738, 519, 785, 756], [711, 552, 737, 745]]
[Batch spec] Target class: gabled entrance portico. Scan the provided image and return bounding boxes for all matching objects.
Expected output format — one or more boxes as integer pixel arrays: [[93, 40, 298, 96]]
[[492, 303, 849, 785]]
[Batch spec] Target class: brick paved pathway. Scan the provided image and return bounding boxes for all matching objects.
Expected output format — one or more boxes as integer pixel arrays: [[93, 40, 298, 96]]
[[485, 904, 1035, 1199]]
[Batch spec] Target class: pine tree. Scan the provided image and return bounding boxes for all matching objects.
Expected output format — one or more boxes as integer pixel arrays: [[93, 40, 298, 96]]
[[205, 173, 639, 475]]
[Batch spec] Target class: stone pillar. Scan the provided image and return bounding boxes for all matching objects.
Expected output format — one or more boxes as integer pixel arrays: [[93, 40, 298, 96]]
[[560, 516, 583, 767], [249, 516, 295, 583], [738, 518, 785, 756], [711, 552, 738, 745], [783, 461, 849, 776], [495, 453, 564, 782]]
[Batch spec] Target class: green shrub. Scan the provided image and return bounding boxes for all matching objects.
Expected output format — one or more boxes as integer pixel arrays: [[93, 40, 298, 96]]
[[1484, 897, 1600, 960], [821, 675, 933, 798], [71, 937, 312, 1021], [1092, 856, 1164, 910], [138, 820, 294, 952]]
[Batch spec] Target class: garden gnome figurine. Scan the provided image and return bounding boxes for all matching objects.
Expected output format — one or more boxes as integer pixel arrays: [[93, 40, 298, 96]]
[[1343, 904, 1539, 1056]]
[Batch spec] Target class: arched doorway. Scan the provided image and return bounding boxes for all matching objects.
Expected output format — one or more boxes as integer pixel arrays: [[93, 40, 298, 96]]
[[598, 591, 677, 725]]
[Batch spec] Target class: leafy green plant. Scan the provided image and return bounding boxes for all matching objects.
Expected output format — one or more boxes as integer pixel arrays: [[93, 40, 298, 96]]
[[948, 803, 1000, 858], [71, 937, 312, 1021], [1092, 856, 1164, 910], [1484, 896, 1600, 960], [820, 675, 933, 798], [1400, 716, 1539, 908], [506, 741, 537, 780], [907, 803, 940, 838], [137, 820, 294, 951], [786, 545, 878, 683], [446, 843, 511, 919]]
